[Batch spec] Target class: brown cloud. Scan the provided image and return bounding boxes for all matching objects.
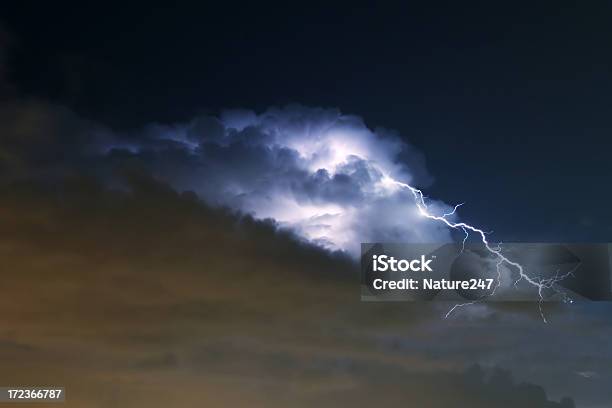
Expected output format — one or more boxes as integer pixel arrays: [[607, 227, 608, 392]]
[[0, 175, 582, 407]]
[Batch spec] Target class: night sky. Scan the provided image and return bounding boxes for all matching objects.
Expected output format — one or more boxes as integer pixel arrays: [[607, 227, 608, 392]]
[[1, 2, 611, 407]]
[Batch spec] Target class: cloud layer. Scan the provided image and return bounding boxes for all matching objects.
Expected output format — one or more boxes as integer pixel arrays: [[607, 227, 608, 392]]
[[0, 178, 583, 408]]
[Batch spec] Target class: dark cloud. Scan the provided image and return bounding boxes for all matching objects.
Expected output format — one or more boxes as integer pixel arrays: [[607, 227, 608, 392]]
[[0, 176, 582, 407], [0, 99, 112, 183]]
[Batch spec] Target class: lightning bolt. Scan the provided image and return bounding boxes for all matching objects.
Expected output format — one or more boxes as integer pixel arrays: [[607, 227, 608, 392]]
[[385, 177, 574, 322]]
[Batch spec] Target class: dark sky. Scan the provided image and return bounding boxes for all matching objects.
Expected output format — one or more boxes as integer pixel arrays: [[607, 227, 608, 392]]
[[2, 1, 612, 240]]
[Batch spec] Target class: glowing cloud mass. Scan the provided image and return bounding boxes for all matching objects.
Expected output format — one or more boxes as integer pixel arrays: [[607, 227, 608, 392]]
[[106, 105, 457, 255]]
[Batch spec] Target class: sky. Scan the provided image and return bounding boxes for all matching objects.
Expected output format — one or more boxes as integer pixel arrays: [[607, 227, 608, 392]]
[[1, 2, 611, 407]]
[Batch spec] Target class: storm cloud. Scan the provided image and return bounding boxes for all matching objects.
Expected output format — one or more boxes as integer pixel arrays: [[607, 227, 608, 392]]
[[0, 101, 455, 255]]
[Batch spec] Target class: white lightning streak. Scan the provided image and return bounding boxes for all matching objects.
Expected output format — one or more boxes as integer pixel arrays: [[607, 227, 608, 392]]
[[388, 178, 573, 322]]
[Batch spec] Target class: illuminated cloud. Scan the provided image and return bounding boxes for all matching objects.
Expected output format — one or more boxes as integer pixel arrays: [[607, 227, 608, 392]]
[[105, 105, 456, 255], [0, 101, 458, 255]]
